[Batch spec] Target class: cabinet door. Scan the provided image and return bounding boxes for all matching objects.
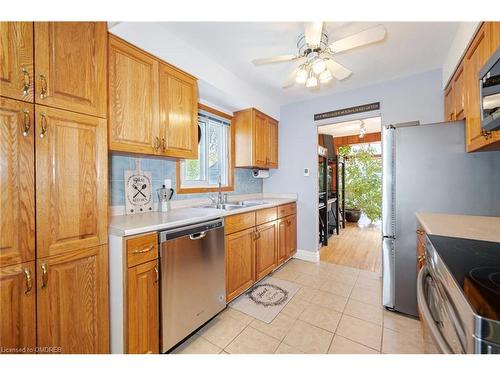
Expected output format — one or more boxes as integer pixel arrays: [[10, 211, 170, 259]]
[[34, 22, 106, 117], [452, 63, 465, 121], [0, 22, 34, 102], [277, 219, 288, 265], [464, 24, 492, 151], [0, 98, 35, 267], [225, 228, 255, 302], [267, 117, 279, 168], [255, 221, 277, 281], [0, 261, 36, 352], [286, 214, 297, 258], [253, 111, 268, 168], [126, 260, 159, 354], [490, 22, 500, 50], [36, 245, 109, 354], [35, 106, 107, 258], [444, 84, 454, 121], [159, 64, 198, 159], [108, 35, 160, 154]]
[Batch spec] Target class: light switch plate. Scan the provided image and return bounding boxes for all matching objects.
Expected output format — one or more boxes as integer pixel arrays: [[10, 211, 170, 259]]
[[303, 168, 310, 177]]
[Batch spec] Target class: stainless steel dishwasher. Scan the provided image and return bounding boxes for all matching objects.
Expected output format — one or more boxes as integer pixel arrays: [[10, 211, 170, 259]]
[[158, 218, 225, 352]]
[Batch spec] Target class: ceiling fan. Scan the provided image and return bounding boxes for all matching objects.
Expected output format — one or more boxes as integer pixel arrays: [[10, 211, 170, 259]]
[[252, 22, 387, 89]]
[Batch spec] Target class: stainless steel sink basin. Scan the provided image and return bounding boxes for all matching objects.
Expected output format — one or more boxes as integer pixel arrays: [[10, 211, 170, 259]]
[[199, 201, 268, 211]]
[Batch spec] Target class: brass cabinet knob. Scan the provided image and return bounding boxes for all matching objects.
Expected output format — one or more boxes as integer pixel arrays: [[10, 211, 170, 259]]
[[39, 74, 48, 99], [22, 67, 31, 97], [21, 109, 31, 136]]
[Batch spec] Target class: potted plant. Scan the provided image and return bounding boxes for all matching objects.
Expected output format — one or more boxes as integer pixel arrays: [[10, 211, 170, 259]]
[[338, 145, 382, 224]]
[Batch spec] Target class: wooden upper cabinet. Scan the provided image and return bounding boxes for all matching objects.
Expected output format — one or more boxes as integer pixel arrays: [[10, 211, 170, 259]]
[[268, 117, 279, 168], [444, 84, 454, 121], [225, 227, 255, 302], [0, 98, 35, 267], [234, 108, 279, 169], [108, 35, 160, 154], [126, 259, 159, 354], [255, 221, 277, 281], [0, 261, 36, 352], [0, 22, 34, 102], [464, 23, 492, 151], [452, 63, 465, 121], [34, 22, 107, 118], [35, 105, 107, 258], [254, 112, 268, 168], [36, 245, 109, 354], [159, 63, 198, 159]]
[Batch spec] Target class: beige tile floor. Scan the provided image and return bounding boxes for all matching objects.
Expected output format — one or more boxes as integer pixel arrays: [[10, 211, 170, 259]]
[[172, 259, 427, 354]]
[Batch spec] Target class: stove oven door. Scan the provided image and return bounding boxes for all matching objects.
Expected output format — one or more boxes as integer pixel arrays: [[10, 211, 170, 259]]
[[417, 266, 466, 354]]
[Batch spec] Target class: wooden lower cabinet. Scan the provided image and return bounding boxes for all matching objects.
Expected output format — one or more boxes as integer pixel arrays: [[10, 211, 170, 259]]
[[255, 221, 277, 281], [225, 227, 255, 302], [416, 226, 427, 272], [287, 214, 297, 258], [36, 245, 109, 354], [277, 215, 297, 265], [0, 261, 36, 353], [126, 259, 159, 354]]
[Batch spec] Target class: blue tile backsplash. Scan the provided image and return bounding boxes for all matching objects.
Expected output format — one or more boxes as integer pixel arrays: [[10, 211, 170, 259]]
[[109, 155, 263, 206]]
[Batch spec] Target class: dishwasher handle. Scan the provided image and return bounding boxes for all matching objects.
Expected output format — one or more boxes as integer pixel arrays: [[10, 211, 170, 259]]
[[189, 231, 207, 240], [159, 218, 223, 243]]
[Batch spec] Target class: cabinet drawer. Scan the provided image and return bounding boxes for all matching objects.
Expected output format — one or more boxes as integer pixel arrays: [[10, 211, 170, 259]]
[[126, 232, 158, 268], [225, 212, 256, 235], [256, 207, 278, 226], [278, 203, 296, 218]]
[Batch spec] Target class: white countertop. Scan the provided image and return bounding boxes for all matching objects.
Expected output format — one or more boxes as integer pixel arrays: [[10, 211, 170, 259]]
[[416, 212, 500, 243], [109, 196, 297, 237]]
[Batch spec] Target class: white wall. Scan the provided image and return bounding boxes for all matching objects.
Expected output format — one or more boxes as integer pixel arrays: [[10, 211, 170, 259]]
[[264, 69, 444, 253], [441, 22, 479, 88], [109, 22, 281, 119]]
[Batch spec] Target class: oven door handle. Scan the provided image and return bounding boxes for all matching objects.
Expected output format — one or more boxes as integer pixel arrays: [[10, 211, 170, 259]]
[[417, 266, 453, 354]]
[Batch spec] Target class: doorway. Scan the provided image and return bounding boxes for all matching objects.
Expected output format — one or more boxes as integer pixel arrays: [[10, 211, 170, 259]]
[[317, 116, 383, 273]]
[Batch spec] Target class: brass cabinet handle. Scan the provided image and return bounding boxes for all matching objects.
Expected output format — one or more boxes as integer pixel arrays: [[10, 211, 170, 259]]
[[21, 109, 31, 136], [161, 138, 167, 152], [481, 129, 492, 140], [41, 263, 48, 289], [154, 266, 159, 283], [39, 74, 48, 99], [153, 136, 161, 151], [131, 244, 154, 254], [416, 229, 425, 235], [23, 268, 32, 295], [22, 68, 31, 97], [417, 254, 426, 265], [39, 112, 47, 138]]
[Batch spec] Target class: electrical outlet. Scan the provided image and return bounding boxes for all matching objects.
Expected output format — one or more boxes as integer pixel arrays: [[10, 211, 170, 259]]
[[303, 168, 310, 177]]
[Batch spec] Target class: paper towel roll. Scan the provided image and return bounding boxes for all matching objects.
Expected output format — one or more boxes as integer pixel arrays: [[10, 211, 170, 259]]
[[252, 169, 269, 178]]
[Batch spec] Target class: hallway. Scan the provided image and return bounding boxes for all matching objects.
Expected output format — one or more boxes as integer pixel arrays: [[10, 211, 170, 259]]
[[319, 222, 382, 274]]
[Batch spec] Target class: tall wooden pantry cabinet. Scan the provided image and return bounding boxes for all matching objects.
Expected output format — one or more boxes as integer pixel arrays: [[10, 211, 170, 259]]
[[0, 22, 109, 354]]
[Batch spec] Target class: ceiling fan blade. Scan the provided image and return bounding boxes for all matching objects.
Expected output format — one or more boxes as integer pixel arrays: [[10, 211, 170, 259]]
[[282, 66, 301, 88], [325, 59, 352, 81], [252, 54, 300, 65], [329, 24, 386, 53], [304, 22, 324, 47]]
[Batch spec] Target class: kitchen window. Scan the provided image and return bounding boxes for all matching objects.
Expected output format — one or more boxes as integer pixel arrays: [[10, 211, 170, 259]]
[[177, 105, 234, 193]]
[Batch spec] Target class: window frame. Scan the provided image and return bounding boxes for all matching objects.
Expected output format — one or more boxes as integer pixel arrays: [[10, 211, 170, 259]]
[[176, 103, 234, 194]]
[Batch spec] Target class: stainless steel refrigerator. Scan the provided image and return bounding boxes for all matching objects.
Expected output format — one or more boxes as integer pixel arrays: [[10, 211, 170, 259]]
[[382, 120, 500, 316]]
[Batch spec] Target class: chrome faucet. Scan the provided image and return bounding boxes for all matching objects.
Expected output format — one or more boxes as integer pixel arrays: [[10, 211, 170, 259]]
[[208, 176, 225, 205]]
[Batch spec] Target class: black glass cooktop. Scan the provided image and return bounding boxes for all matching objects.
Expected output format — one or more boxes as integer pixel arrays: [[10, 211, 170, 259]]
[[428, 235, 500, 321]]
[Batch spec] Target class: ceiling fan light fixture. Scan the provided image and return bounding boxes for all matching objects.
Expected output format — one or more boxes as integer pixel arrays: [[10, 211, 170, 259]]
[[305, 72, 318, 88], [312, 58, 326, 74], [319, 69, 332, 83], [295, 66, 308, 84]]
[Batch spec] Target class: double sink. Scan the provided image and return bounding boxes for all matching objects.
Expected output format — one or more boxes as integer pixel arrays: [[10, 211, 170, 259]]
[[199, 200, 268, 211]]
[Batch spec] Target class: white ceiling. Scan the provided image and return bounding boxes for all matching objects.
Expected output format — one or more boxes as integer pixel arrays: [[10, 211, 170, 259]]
[[158, 22, 460, 106], [318, 116, 381, 138]]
